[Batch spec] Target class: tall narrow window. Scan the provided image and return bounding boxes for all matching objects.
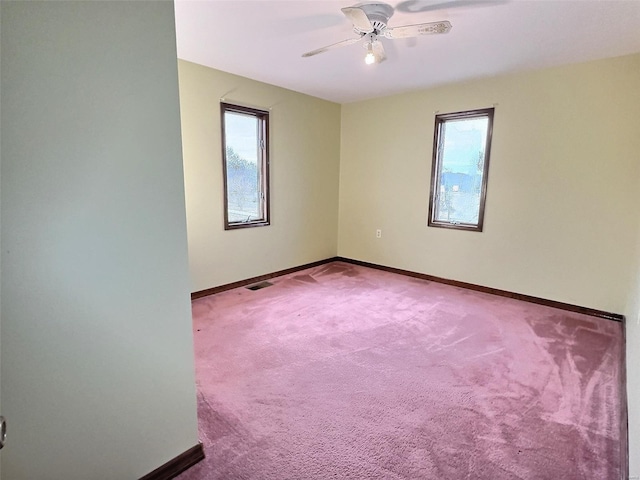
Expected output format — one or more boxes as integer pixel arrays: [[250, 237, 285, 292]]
[[221, 103, 270, 230], [428, 108, 494, 232]]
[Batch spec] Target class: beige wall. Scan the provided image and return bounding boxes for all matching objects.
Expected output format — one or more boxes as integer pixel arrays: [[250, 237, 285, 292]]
[[339, 53, 640, 314], [338, 52, 640, 476], [1, 2, 199, 478], [178, 61, 341, 292]]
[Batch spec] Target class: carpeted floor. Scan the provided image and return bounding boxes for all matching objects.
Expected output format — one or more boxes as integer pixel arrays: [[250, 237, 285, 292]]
[[178, 261, 623, 480]]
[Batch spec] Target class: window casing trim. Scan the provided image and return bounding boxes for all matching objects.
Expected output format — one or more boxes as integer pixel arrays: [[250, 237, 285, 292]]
[[427, 107, 494, 232], [221, 102, 270, 230]]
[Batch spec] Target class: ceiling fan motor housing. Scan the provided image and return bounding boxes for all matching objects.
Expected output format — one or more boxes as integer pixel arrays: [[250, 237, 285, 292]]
[[353, 3, 395, 34]]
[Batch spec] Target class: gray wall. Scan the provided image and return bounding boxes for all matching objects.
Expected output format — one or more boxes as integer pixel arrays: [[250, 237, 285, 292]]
[[0, 2, 199, 478]]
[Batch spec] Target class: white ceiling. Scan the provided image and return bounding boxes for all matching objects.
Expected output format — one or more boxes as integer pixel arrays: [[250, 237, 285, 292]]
[[174, 0, 640, 104]]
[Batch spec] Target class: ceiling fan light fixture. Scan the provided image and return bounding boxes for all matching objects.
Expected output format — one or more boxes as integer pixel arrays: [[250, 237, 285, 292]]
[[364, 43, 376, 65]]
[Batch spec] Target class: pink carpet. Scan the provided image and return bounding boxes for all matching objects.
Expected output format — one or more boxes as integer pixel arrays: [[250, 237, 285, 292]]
[[179, 261, 623, 479]]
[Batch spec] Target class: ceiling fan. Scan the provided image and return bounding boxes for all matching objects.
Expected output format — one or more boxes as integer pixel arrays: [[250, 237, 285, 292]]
[[302, 2, 452, 64]]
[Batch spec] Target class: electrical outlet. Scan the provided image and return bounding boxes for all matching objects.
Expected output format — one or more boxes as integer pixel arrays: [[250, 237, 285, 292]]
[[376, 229, 382, 238]]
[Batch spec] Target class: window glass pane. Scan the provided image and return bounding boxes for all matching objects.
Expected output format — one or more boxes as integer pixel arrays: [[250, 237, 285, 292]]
[[434, 116, 488, 225], [224, 111, 261, 223]]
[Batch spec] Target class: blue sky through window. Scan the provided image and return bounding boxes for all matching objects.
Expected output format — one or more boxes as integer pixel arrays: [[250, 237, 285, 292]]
[[225, 112, 258, 164]]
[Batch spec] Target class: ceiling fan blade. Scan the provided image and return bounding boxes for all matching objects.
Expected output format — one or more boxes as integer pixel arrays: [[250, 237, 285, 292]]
[[302, 36, 364, 58], [383, 20, 452, 39], [395, 0, 503, 14], [372, 41, 387, 63], [341, 6, 374, 33]]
